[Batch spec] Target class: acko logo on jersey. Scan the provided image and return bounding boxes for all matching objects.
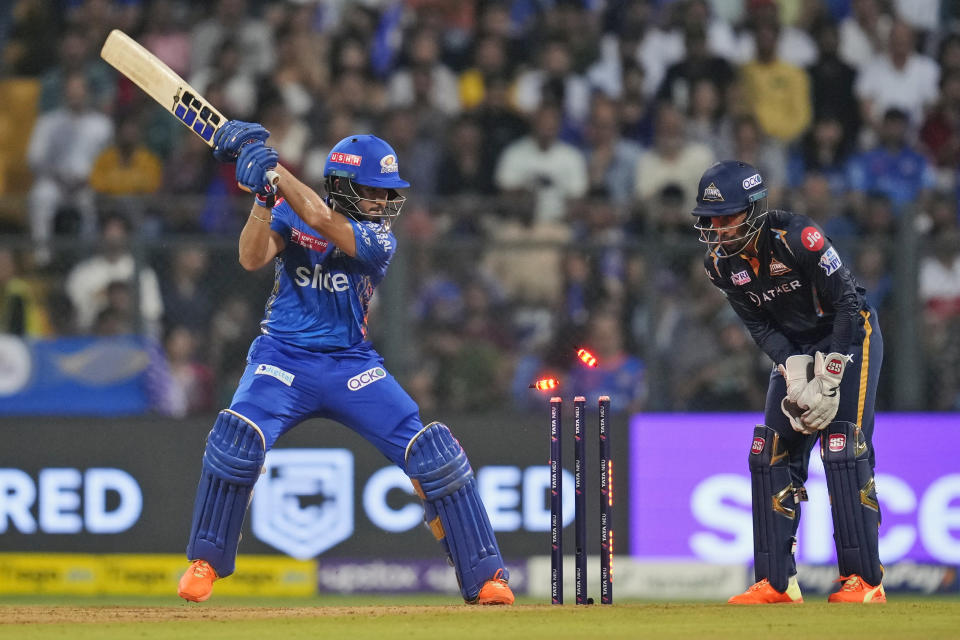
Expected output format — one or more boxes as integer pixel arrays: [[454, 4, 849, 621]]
[[751, 437, 765, 454], [819, 246, 842, 276], [801, 226, 824, 251], [380, 154, 399, 174], [828, 434, 846, 452], [347, 367, 386, 391], [251, 449, 354, 559], [731, 270, 752, 286], [742, 173, 763, 189]]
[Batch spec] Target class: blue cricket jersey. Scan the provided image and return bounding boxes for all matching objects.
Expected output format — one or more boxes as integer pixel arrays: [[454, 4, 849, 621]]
[[260, 198, 395, 351]]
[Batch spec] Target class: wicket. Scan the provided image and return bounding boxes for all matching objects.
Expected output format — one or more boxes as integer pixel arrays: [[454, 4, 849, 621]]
[[549, 395, 613, 605]]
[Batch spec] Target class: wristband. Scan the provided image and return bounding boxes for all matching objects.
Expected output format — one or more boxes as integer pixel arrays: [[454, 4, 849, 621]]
[[255, 192, 276, 208]]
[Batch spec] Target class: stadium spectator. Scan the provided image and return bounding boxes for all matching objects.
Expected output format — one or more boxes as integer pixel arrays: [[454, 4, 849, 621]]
[[656, 24, 735, 115], [27, 72, 113, 266], [190, 0, 275, 78], [838, 0, 892, 70], [37, 27, 115, 114], [387, 27, 460, 117], [807, 19, 861, 150], [567, 308, 647, 414], [582, 95, 642, 207], [735, 0, 818, 67], [90, 111, 164, 197], [787, 114, 853, 195], [0, 248, 49, 336], [160, 246, 213, 337]]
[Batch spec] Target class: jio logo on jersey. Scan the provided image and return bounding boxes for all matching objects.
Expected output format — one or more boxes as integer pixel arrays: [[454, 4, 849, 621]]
[[251, 449, 354, 559]]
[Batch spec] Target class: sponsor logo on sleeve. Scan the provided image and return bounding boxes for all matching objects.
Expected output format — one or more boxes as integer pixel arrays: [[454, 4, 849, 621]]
[[702, 182, 724, 202], [347, 367, 386, 391], [801, 226, 824, 251], [828, 433, 846, 452], [329, 152, 362, 166], [742, 173, 763, 189], [769, 258, 792, 276], [255, 363, 295, 386], [731, 270, 752, 286], [291, 228, 329, 252], [819, 246, 842, 276], [380, 154, 399, 174], [751, 437, 765, 454]]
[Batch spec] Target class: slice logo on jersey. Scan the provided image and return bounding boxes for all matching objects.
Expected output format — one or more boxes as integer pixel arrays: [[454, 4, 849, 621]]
[[329, 152, 362, 166], [347, 366, 386, 391], [825, 357, 844, 376], [731, 270, 752, 286], [769, 258, 792, 276], [828, 434, 846, 452], [742, 173, 763, 190], [291, 228, 329, 253], [801, 226, 824, 251], [295, 264, 350, 292], [702, 182, 724, 201], [819, 246, 843, 276], [751, 437, 765, 454], [251, 449, 354, 559], [255, 363, 295, 386], [380, 154, 399, 174]]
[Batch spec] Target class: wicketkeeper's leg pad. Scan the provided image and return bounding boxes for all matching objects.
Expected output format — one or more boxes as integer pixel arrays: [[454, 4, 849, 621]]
[[405, 421, 507, 602], [822, 421, 883, 586], [186, 410, 266, 579], [749, 425, 801, 593]]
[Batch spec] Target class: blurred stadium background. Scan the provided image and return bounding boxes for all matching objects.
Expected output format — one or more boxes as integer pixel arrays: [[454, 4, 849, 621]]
[[0, 0, 957, 602]]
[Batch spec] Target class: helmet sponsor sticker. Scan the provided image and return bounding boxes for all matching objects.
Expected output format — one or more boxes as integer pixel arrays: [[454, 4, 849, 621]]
[[380, 155, 399, 174], [828, 433, 846, 452], [742, 173, 763, 189], [329, 152, 362, 166], [731, 270, 752, 286], [702, 182, 724, 202], [818, 246, 842, 276], [801, 226, 824, 251], [348, 366, 386, 391], [751, 437, 765, 454], [255, 363, 295, 386]]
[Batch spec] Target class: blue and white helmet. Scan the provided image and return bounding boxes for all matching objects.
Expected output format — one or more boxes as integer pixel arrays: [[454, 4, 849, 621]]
[[691, 160, 768, 257], [323, 134, 409, 227]]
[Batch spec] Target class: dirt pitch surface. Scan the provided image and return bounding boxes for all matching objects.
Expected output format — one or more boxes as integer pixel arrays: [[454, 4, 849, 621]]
[[1, 604, 471, 625]]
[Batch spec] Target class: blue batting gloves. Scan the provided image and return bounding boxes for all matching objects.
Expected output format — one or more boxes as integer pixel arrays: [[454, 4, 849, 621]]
[[213, 120, 270, 162], [236, 141, 279, 196]]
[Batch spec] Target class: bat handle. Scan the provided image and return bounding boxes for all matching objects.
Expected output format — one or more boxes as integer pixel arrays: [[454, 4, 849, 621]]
[[266, 169, 280, 187]]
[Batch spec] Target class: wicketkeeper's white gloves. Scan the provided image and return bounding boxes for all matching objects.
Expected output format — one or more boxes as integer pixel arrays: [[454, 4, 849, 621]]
[[796, 351, 852, 431], [778, 354, 814, 434]]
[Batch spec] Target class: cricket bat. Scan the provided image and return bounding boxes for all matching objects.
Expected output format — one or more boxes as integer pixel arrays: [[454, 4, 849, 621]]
[[100, 29, 279, 189]]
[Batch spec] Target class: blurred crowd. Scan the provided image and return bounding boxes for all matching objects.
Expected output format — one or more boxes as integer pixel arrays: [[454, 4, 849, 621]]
[[1, 0, 959, 415]]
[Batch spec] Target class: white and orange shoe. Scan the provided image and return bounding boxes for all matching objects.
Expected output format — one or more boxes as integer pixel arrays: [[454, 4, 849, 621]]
[[177, 560, 218, 602], [827, 575, 886, 603], [472, 569, 515, 605], [728, 576, 803, 604]]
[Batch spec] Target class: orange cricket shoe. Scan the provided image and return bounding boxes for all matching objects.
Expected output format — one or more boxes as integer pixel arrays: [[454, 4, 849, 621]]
[[178, 560, 218, 602], [473, 569, 515, 605], [828, 575, 886, 603], [728, 576, 803, 604]]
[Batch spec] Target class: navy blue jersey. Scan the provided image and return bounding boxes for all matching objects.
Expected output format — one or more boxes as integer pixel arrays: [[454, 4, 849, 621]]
[[260, 198, 395, 351], [703, 210, 868, 365]]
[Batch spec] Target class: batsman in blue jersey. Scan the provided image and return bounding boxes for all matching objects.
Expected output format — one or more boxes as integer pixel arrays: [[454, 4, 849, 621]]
[[176, 121, 513, 605]]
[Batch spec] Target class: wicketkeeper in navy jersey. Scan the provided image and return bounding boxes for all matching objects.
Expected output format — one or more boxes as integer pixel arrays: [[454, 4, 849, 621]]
[[692, 161, 886, 604], [176, 121, 513, 605]]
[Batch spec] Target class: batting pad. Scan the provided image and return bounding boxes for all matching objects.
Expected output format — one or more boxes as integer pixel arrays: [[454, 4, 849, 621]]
[[749, 425, 801, 593], [406, 422, 507, 602], [186, 410, 266, 578], [822, 421, 883, 586]]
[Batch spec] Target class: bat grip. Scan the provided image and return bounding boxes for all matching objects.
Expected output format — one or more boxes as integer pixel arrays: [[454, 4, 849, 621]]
[[266, 169, 280, 187]]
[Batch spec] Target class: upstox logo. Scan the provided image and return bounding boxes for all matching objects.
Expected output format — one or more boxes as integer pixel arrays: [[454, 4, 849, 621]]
[[347, 367, 386, 391]]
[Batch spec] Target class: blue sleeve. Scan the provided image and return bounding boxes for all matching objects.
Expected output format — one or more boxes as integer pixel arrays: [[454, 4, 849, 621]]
[[349, 220, 396, 274], [268, 198, 295, 238]]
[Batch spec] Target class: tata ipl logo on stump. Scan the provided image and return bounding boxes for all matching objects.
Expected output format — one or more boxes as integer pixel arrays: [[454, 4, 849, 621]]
[[252, 449, 354, 559]]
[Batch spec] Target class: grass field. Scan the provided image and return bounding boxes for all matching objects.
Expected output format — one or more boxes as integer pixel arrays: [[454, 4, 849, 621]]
[[1, 595, 958, 639]]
